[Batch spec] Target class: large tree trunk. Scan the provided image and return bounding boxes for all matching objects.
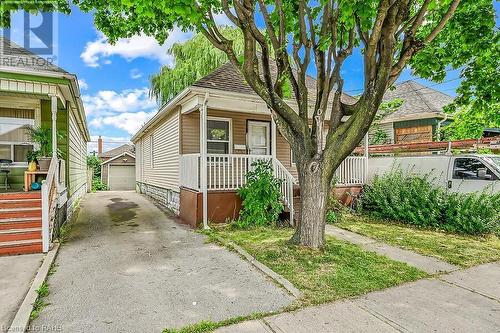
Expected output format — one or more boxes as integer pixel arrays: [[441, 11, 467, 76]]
[[291, 161, 330, 249]]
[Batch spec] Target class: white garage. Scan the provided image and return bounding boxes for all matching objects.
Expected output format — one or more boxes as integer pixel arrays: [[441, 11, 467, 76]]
[[108, 165, 136, 191]]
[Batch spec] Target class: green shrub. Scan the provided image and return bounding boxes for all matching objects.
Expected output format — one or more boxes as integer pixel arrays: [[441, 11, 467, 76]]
[[361, 169, 444, 228], [92, 178, 108, 191], [443, 191, 500, 235], [361, 169, 499, 235], [236, 160, 283, 228]]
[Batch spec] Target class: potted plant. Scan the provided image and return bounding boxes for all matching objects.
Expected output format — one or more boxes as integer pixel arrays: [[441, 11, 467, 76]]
[[26, 150, 39, 172], [24, 126, 63, 171]]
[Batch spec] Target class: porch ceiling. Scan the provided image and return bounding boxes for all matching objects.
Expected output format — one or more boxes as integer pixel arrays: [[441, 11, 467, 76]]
[[0, 83, 66, 109]]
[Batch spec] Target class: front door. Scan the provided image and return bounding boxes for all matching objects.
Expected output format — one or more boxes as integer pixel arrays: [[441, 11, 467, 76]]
[[247, 121, 270, 155]]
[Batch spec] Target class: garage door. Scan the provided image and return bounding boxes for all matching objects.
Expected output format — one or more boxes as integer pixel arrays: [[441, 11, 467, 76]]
[[109, 165, 136, 191]]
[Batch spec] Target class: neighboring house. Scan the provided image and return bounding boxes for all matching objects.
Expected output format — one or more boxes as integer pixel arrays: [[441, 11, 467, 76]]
[[371, 80, 453, 144], [98, 139, 136, 191], [0, 37, 90, 255], [132, 62, 365, 227]]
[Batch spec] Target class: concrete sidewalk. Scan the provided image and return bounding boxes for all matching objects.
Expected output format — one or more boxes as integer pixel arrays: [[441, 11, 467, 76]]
[[0, 253, 43, 333], [325, 225, 458, 274], [217, 262, 500, 332]]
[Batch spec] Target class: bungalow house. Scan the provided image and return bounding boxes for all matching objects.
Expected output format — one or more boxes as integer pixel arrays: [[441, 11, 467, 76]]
[[97, 139, 136, 191], [371, 80, 453, 144], [132, 62, 367, 227], [0, 37, 90, 255]]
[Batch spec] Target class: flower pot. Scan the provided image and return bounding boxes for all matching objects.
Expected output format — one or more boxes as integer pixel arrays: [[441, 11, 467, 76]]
[[28, 161, 37, 172], [38, 157, 51, 171]]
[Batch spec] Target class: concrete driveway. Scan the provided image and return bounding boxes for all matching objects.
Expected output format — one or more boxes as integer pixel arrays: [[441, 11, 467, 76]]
[[30, 192, 293, 333]]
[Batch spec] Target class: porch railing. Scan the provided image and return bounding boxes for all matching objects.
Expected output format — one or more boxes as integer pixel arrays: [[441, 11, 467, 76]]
[[41, 156, 61, 253], [179, 153, 367, 223], [334, 156, 366, 186], [179, 154, 297, 220]]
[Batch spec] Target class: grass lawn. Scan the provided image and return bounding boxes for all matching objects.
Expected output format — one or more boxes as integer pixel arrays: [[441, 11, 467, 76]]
[[207, 226, 427, 306], [336, 214, 500, 268]]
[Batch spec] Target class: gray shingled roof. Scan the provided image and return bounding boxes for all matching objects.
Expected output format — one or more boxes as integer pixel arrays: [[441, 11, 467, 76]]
[[0, 36, 68, 74], [99, 144, 135, 159], [380, 80, 453, 123], [193, 61, 356, 105]]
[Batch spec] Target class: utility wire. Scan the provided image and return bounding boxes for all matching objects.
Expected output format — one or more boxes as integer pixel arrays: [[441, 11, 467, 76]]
[[343, 76, 461, 94]]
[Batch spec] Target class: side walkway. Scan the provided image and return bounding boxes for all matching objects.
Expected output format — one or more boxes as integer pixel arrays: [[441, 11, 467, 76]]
[[0, 253, 43, 333], [325, 225, 458, 274], [217, 262, 500, 332]]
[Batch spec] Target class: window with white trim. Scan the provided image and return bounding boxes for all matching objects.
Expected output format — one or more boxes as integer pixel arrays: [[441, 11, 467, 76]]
[[0, 113, 35, 164], [207, 118, 231, 154]]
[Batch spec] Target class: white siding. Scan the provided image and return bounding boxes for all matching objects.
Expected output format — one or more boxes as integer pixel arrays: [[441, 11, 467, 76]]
[[135, 140, 142, 183], [68, 110, 87, 197], [369, 122, 395, 144], [135, 109, 180, 191], [380, 122, 395, 143]]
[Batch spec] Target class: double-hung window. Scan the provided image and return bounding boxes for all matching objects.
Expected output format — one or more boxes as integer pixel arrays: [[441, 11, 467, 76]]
[[207, 118, 231, 154], [0, 111, 35, 165]]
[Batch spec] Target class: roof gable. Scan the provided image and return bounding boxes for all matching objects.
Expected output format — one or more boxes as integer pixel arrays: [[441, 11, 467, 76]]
[[380, 80, 453, 123], [99, 144, 135, 158], [192, 61, 356, 105]]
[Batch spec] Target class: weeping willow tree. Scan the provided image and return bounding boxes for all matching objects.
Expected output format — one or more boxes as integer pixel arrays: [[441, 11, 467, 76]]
[[150, 27, 244, 105]]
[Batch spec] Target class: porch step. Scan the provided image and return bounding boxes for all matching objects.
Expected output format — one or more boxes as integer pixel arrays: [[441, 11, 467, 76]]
[[0, 207, 42, 219], [0, 228, 41, 242], [0, 218, 42, 230], [0, 199, 41, 209], [0, 192, 41, 200], [0, 239, 42, 256]]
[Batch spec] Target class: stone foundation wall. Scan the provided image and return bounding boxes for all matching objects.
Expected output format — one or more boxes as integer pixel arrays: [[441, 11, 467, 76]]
[[137, 182, 180, 214]]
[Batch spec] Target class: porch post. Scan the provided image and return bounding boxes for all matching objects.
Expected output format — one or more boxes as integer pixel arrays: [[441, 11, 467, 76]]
[[200, 93, 209, 229], [271, 116, 277, 160], [364, 134, 369, 183], [50, 95, 58, 158]]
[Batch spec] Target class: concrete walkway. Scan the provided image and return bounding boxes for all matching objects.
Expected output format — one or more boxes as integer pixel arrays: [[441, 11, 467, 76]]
[[325, 225, 458, 274], [217, 262, 500, 332], [30, 192, 294, 333], [0, 253, 43, 333]]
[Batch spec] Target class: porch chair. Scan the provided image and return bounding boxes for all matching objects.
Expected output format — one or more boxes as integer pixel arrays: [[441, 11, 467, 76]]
[[0, 159, 13, 190]]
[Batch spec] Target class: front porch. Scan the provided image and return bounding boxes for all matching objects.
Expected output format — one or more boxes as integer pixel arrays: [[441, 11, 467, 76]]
[[0, 93, 68, 192], [174, 94, 368, 227], [0, 82, 69, 255]]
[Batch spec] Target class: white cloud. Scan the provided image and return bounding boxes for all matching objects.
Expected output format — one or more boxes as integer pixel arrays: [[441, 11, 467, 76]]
[[90, 111, 156, 135], [78, 79, 89, 90], [80, 28, 192, 67], [82, 88, 156, 117], [130, 68, 143, 79]]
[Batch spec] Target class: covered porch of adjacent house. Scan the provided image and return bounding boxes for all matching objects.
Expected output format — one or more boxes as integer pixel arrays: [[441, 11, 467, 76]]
[[176, 96, 368, 227], [0, 81, 68, 255], [0, 93, 67, 192]]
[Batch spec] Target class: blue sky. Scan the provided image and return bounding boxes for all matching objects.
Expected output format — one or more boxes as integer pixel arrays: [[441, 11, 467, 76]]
[[4, 5, 465, 153]]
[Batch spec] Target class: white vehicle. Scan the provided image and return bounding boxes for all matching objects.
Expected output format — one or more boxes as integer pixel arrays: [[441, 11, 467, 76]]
[[367, 154, 500, 194]]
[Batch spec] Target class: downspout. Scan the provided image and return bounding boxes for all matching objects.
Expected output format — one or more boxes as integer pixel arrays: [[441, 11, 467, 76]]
[[201, 92, 209, 229], [436, 113, 449, 141]]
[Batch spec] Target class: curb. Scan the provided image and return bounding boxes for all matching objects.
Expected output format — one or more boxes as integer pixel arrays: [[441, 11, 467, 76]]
[[7, 243, 60, 333], [214, 235, 303, 299]]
